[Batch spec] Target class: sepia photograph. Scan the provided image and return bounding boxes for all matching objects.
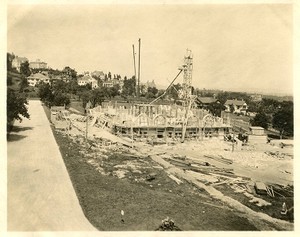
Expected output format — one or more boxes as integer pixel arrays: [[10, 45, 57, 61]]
[[3, 0, 296, 233]]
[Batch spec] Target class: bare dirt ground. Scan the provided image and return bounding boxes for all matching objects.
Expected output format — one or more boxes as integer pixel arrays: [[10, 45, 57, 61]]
[[51, 110, 293, 230]]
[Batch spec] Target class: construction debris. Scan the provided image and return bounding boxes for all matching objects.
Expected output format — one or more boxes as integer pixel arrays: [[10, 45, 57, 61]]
[[156, 217, 181, 231], [168, 174, 183, 185], [254, 182, 268, 195]]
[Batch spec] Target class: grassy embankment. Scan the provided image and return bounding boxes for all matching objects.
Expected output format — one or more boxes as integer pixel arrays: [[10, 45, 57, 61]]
[[43, 105, 258, 231]]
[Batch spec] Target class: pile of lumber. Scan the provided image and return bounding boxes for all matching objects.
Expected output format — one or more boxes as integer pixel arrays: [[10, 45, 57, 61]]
[[203, 155, 233, 165], [164, 155, 234, 177]]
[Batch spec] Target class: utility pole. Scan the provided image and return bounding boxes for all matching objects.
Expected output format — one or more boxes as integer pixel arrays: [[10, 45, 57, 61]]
[[132, 44, 137, 95], [137, 38, 141, 98]]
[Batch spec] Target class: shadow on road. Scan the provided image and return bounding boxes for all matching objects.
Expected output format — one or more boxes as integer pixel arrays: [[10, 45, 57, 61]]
[[7, 133, 27, 142], [12, 126, 33, 133]]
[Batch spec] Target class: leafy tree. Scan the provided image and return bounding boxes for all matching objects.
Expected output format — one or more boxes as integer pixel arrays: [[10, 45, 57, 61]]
[[52, 91, 70, 107], [250, 112, 269, 129], [260, 98, 281, 114], [90, 88, 105, 107], [62, 66, 77, 80], [122, 76, 136, 97], [272, 103, 293, 138], [66, 79, 79, 94], [108, 72, 112, 80], [110, 84, 121, 97], [216, 91, 229, 104], [7, 76, 13, 86], [7, 53, 15, 71], [52, 80, 67, 93], [207, 102, 226, 117], [38, 82, 54, 106], [79, 90, 92, 109], [247, 101, 260, 113], [145, 86, 158, 99], [148, 86, 158, 96], [7, 88, 30, 131], [167, 83, 182, 101], [20, 61, 31, 77], [19, 77, 29, 93]]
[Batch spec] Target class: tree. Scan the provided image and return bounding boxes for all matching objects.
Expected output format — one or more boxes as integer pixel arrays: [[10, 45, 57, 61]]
[[272, 104, 293, 138], [216, 91, 229, 104], [7, 88, 30, 131], [250, 112, 269, 129], [19, 77, 29, 93], [7, 53, 15, 71], [207, 102, 226, 117], [79, 90, 92, 109], [167, 83, 182, 101], [20, 61, 31, 77], [38, 82, 54, 106], [52, 80, 67, 93], [52, 91, 70, 107], [90, 88, 105, 107], [62, 66, 77, 80], [122, 76, 136, 97], [66, 79, 79, 94], [145, 86, 158, 99]]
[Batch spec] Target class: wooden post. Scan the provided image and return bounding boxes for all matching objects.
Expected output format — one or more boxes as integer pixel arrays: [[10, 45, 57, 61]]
[[85, 101, 92, 149]]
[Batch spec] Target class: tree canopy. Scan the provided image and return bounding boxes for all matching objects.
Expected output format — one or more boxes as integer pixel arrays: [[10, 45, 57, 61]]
[[272, 102, 293, 137], [250, 112, 270, 129], [20, 61, 31, 77], [7, 88, 30, 131], [122, 76, 136, 97]]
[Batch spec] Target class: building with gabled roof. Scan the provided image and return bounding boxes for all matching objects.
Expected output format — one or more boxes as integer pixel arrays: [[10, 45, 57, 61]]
[[78, 74, 98, 89], [27, 72, 50, 87], [224, 99, 248, 114]]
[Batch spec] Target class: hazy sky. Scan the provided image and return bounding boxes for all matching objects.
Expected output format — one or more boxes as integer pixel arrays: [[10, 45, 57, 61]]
[[7, 4, 293, 94]]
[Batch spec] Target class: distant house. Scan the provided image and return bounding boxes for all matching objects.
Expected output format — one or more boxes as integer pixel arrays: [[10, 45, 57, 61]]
[[224, 99, 248, 114], [91, 71, 105, 80], [196, 97, 218, 109], [78, 74, 98, 89], [27, 72, 50, 87], [50, 75, 67, 86], [12, 56, 28, 72], [250, 94, 263, 102], [29, 59, 47, 69], [103, 81, 114, 88]]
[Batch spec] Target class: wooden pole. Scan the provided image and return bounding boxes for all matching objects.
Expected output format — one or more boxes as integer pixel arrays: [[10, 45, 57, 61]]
[[137, 38, 141, 98], [132, 44, 137, 96]]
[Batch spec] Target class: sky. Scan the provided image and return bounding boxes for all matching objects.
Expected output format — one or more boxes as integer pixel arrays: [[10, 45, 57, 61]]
[[7, 3, 293, 95]]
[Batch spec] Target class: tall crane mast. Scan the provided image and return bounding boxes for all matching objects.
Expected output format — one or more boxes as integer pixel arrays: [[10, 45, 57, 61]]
[[180, 49, 196, 142], [182, 49, 193, 104]]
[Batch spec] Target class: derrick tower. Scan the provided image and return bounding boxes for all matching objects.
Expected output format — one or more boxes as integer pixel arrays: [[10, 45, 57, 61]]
[[180, 49, 193, 105], [180, 49, 196, 142]]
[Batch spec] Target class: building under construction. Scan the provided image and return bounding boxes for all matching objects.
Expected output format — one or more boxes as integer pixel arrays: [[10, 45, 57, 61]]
[[89, 102, 231, 142], [86, 49, 232, 143]]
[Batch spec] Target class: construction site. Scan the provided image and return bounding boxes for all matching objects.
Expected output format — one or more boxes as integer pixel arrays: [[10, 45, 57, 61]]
[[50, 49, 294, 231]]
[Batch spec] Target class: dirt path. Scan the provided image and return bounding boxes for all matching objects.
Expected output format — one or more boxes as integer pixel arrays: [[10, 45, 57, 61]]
[[7, 100, 96, 231]]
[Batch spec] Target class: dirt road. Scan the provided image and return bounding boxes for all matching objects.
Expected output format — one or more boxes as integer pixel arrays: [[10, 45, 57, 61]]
[[7, 100, 96, 231]]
